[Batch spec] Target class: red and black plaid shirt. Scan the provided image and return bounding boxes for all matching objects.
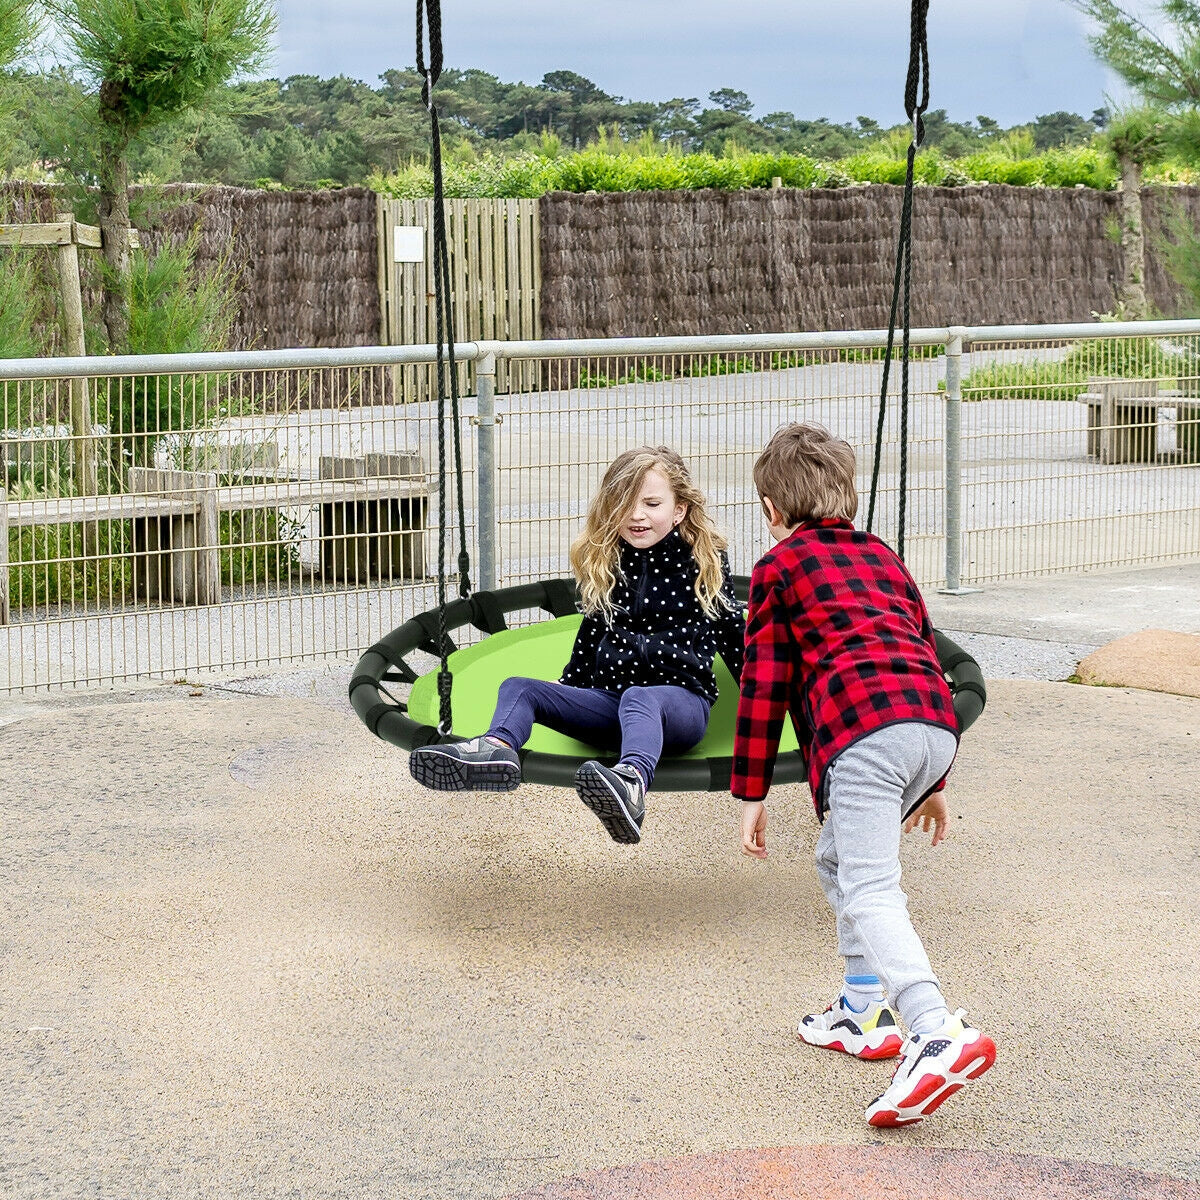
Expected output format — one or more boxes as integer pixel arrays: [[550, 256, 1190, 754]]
[[731, 519, 958, 811]]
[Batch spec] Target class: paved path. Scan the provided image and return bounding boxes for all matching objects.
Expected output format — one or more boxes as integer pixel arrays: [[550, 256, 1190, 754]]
[[2, 565, 1199, 1199]]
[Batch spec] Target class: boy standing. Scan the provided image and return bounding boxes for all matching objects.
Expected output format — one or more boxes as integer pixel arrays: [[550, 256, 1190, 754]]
[[731, 422, 995, 1128]]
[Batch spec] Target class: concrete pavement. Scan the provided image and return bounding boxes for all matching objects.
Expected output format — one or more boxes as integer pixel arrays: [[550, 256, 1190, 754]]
[[2, 564, 1199, 1199]]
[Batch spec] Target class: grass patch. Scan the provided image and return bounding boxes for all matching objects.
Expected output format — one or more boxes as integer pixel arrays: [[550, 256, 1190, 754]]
[[956, 336, 1196, 401], [6, 520, 135, 611], [5, 508, 303, 614], [219, 509, 304, 588], [575, 350, 819, 389]]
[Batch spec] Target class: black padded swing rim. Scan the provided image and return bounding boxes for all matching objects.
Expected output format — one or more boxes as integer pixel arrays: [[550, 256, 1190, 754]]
[[348, 577, 986, 792]]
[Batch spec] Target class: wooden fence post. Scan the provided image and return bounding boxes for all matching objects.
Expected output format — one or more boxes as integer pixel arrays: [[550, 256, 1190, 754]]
[[53, 213, 98, 502]]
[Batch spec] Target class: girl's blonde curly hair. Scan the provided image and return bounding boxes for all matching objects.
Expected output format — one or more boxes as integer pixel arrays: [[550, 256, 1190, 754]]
[[569, 446, 730, 623]]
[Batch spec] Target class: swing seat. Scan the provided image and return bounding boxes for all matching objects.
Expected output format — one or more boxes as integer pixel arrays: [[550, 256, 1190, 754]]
[[349, 578, 987, 793]]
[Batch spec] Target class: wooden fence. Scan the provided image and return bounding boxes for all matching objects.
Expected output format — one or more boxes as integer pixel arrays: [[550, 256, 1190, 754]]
[[377, 198, 541, 400]]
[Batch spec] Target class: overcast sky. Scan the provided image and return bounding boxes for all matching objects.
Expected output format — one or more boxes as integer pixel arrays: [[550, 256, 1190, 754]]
[[265, 0, 1165, 126]]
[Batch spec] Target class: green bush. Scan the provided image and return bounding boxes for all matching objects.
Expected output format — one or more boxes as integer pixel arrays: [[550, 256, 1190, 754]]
[[97, 232, 239, 471], [1062, 335, 1186, 380], [6, 513, 133, 610], [219, 508, 303, 588], [833, 152, 909, 185], [1038, 147, 1116, 190], [0, 249, 42, 365], [370, 142, 1134, 199], [957, 360, 1082, 402], [0, 246, 59, 445], [957, 335, 1189, 401]]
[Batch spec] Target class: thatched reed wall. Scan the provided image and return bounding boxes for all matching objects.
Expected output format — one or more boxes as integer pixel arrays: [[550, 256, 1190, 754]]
[[9, 180, 1200, 362], [1, 183, 380, 352], [539, 185, 1200, 338]]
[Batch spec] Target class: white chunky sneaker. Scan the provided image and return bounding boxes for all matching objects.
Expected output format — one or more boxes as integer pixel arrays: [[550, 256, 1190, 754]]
[[865, 1009, 996, 1128], [798, 994, 905, 1060]]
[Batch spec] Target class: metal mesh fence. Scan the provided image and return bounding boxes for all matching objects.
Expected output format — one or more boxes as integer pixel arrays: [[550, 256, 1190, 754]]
[[1, 356, 475, 689], [956, 330, 1200, 580], [2, 323, 1198, 693], [493, 346, 944, 589]]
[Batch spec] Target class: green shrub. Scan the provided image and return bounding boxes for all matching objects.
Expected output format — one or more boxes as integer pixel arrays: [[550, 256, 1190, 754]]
[[97, 231, 239, 472], [742, 153, 821, 189], [0, 246, 60, 445], [838, 152, 910, 185], [1062, 335, 1186, 380], [957, 153, 1043, 186], [0, 249, 43, 364], [219, 508, 303, 587], [1038, 147, 1116, 190], [957, 334, 1188, 401], [957, 360, 1082, 402], [5, 491, 134, 609], [370, 141, 1129, 199]]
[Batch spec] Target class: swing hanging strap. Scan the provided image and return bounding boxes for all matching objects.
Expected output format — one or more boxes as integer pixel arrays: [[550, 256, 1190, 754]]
[[866, 0, 929, 563], [417, 0, 472, 732]]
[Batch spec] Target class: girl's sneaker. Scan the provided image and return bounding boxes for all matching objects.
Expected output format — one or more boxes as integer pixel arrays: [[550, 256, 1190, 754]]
[[409, 737, 521, 792], [574, 760, 645, 844], [798, 994, 904, 1060], [865, 1009, 996, 1128]]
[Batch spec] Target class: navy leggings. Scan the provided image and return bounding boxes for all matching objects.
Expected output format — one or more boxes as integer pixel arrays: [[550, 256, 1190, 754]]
[[488, 678, 711, 790]]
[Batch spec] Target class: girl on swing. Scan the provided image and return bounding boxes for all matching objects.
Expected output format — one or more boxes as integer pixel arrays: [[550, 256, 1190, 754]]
[[409, 446, 744, 844]]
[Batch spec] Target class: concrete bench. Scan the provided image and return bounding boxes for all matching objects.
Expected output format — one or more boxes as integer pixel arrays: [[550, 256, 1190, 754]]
[[1, 452, 427, 623], [1164, 392, 1200, 463], [1079, 378, 1200, 464]]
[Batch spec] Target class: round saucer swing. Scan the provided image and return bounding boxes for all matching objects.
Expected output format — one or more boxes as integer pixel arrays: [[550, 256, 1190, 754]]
[[348, 576, 986, 792], [349, 0, 983, 789]]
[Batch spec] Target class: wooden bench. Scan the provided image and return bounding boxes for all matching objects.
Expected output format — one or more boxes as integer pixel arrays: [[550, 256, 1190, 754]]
[[1079, 378, 1200, 464], [0, 452, 427, 623]]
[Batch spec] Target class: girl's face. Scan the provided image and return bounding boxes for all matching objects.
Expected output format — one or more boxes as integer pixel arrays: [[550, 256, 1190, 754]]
[[620, 466, 687, 549]]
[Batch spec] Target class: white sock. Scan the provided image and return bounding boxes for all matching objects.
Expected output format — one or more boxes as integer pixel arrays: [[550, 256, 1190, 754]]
[[909, 1004, 952, 1036], [842, 974, 886, 1012]]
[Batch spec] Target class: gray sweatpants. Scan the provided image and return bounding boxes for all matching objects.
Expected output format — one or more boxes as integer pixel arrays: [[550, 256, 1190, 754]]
[[814, 721, 959, 1032]]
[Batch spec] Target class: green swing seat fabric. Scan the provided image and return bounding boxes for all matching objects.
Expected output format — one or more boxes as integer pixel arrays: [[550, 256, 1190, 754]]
[[406, 613, 798, 760], [348, 577, 987, 793]]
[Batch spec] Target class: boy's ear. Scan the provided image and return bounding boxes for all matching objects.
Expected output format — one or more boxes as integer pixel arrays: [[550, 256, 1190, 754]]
[[761, 496, 784, 527]]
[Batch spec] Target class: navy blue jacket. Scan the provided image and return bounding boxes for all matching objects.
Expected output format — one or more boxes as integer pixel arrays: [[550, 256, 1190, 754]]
[[560, 529, 744, 705]]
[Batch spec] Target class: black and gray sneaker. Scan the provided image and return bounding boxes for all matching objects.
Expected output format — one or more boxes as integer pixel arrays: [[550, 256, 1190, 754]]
[[409, 736, 521, 792], [574, 760, 646, 844]]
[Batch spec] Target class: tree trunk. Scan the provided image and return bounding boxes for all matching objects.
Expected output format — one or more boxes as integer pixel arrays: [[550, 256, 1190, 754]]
[[1118, 152, 1148, 320], [97, 81, 132, 352]]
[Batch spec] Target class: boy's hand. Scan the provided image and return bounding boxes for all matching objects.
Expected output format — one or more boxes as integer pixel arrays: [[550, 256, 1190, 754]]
[[903, 792, 949, 846], [740, 801, 768, 858]]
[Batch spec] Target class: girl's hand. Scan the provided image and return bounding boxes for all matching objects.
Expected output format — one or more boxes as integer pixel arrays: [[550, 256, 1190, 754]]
[[903, 792, 949, 847], [740, 801, 768, 858]]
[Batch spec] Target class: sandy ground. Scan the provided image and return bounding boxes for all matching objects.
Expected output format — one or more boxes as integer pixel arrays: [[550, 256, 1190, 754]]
[[2, 663, 1198, 1198], [1078, 630, 1200, 698]]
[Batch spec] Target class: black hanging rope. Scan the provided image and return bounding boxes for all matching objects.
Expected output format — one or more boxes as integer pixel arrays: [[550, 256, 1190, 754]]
[[417, 0, 471, 732], [866, 0, 929, 562]]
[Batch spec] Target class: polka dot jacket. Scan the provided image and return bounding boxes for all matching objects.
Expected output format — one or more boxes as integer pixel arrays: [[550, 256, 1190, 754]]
[[559, 528, 744, 705]]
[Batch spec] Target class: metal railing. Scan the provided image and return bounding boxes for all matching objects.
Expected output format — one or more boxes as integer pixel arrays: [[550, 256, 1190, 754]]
[[2, 320, 1199, 692]]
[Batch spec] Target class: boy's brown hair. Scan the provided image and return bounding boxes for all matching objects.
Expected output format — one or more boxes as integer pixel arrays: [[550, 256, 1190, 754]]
[[752, 422, 859, 526]]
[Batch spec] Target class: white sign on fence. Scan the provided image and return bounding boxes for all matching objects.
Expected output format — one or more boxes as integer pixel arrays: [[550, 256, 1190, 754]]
[[392, 226, 425, 263]]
